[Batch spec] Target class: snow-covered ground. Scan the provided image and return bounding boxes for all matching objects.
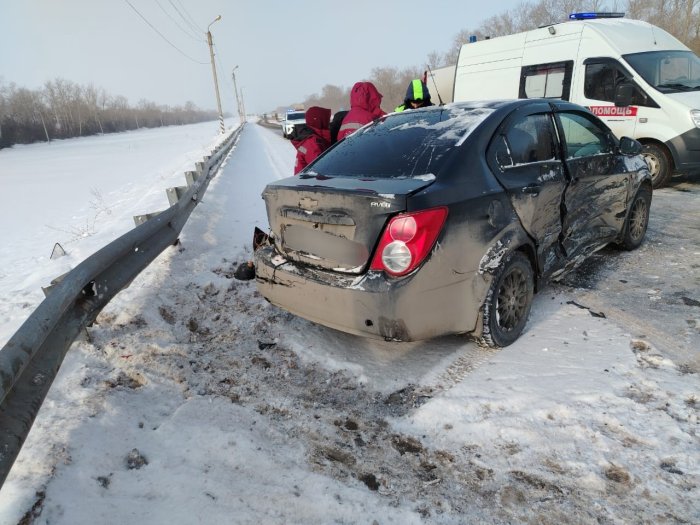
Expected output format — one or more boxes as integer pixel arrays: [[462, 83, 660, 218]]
[[0, 121, 697, 524], [0, 118, 238, 349]]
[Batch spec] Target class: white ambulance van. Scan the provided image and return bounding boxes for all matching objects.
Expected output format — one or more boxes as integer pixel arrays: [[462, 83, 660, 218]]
[[453, 12, 700, 187]]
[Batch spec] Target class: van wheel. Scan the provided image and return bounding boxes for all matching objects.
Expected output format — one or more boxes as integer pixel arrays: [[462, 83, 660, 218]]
[[642, 143, 672, 189], [479, 252, 534, 348], [618, 185, 651, 251]]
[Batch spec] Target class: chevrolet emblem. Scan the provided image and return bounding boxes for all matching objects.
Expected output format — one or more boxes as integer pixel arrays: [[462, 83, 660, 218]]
[[299, 197, 318, 210]]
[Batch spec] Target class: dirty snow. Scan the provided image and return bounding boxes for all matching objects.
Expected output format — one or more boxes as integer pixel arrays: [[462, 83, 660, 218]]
[[0, 119, 698, 524]]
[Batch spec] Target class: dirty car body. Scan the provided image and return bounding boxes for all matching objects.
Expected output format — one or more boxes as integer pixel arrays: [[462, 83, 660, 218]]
[[255, 100, 652, 346]]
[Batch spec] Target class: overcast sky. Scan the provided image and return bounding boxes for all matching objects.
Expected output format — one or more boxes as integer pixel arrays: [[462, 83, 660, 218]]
[[0, 0, 525, 114]]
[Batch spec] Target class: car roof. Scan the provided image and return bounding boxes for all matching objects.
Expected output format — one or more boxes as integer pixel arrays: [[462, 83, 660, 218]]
[[395, 99, 596, 122]]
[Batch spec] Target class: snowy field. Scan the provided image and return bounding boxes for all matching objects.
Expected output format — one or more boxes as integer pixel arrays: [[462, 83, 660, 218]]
[[0, 118, 239, 349], [0, 121, 697, 524]]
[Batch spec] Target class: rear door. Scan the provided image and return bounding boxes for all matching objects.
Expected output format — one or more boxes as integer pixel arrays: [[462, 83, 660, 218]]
[[487, 103, 567, 277]]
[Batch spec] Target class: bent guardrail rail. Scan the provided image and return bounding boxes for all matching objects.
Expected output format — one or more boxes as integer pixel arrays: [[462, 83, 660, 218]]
[[0, 124, 244, 488]]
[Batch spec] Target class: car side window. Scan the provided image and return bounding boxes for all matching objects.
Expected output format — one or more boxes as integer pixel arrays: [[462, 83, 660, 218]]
[[495, 114, 557, 168], [557, 112, 614, 159]]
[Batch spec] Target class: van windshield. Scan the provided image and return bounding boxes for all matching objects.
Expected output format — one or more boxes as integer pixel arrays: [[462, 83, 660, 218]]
[[286, 112, 305, 121], [624, 50, 700, 92]]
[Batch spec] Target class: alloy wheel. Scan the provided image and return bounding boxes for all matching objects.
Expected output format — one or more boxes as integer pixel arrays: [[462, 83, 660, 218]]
[[496, 268, 529, 332], [629, 195, 649, 242]]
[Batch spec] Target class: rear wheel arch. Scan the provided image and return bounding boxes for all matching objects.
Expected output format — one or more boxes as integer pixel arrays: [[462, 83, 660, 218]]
[[517, 244, 540, 292]]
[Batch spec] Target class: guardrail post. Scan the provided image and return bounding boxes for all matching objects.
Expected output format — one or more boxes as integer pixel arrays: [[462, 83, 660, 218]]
[[166, 186, 189, 206], [133, 211, 164, 227]]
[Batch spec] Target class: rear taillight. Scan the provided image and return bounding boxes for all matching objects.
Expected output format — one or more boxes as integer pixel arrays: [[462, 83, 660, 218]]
[[370, 207, 448, 276]]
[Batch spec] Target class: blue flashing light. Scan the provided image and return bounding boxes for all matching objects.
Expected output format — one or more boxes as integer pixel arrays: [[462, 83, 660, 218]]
[[468, 35, 477, 43], [569, 12, 625, 20]]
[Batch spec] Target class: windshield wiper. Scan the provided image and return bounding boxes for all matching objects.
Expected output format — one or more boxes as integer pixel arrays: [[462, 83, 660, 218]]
[[657, 83, 697, 91]]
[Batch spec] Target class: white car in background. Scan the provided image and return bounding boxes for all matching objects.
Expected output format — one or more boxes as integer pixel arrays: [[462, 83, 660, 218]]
[[282, 110, 306, 139]]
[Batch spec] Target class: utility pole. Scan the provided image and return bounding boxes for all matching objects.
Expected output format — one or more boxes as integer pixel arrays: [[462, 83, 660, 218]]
[[206, 15, 225, 134], [232, 66, 244, 123]]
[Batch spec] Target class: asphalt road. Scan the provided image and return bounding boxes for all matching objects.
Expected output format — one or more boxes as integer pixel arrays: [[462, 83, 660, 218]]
[[559, 172, 700, 371]]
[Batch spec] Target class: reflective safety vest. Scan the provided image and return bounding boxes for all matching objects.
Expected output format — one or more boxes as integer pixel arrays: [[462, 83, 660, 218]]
[[338, 121, 363, 136]]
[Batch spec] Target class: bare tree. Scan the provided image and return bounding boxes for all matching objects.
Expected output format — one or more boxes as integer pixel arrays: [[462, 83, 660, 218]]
[[369, 66, 422, 111]]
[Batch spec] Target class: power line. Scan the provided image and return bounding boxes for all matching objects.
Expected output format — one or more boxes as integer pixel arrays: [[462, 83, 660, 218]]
[[168, 0, 203, 36], [155, 0, 203, 42], [124, 0, 208, 65], [174, 0, 204, 33]]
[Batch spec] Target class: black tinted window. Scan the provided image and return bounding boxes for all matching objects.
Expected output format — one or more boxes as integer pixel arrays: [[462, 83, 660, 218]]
[[286, 112, 305, 120], [584, 63, 649, 105], [307, 107, 494, 178], [496, 114, 557, 168]]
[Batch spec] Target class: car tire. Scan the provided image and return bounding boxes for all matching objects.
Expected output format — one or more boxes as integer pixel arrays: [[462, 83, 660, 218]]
[[479, 251, 534, 348], [642, 142, 672, 189], [618, 185, 651, 251]]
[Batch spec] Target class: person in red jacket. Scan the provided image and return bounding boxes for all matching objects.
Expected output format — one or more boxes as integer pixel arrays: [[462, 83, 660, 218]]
[[336, 82, 386, 142], [291, 106, 331, 175]]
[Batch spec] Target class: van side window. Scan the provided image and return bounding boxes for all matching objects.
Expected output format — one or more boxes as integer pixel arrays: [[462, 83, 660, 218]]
[[584, 63, 649, 106], [497, 114, 557, 168], [519, 61, 573, 100], [557, 112, 613, 159]]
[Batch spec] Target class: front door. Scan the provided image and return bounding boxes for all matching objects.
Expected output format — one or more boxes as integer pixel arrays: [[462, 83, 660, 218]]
[[555, 109, 631, 260]]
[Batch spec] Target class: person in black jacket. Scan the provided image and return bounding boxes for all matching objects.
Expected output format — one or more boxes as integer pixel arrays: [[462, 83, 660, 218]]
[[394, 79, 433, 112]]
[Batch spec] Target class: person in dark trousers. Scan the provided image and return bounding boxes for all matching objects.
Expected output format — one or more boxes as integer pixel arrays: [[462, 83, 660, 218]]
[[291, 106, 331, 174], [394, 78, 434, 112], [336, 82, 386, 142]]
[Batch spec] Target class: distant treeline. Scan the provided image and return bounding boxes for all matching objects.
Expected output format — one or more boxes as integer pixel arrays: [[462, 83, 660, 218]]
[[0, 78, 220, 149]]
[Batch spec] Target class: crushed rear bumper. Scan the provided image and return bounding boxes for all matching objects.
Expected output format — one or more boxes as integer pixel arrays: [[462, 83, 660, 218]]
[[253, 246, 484, 342]]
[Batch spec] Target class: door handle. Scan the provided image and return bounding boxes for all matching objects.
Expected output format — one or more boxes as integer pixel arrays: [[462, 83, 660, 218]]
[[522, 183, 541, 195]]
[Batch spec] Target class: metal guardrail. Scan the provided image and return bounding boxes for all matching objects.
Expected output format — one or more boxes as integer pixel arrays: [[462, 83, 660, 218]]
[[0, 124, 244, 488]]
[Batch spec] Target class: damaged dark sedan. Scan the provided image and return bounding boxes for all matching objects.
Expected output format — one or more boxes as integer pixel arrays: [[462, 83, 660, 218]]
[[254, 100, 652, 347]]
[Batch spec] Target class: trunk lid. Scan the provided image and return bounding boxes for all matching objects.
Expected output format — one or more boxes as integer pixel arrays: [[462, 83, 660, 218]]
[[262, 175, 435, 273]]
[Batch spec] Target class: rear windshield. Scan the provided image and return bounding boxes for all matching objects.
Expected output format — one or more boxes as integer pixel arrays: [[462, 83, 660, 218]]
[[286, 112, 306, 121], [307, 106, 493, 178]]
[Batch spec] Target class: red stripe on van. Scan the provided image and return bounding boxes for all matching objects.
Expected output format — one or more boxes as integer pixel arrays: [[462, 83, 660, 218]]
[[588, 106, 638, 117]]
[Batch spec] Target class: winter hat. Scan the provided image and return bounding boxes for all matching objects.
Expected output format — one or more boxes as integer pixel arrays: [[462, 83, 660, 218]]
[[305, 106, 331, 130], [405, 79, 431, 103]]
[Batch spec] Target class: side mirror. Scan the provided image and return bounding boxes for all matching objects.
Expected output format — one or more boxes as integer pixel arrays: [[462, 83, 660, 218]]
[[614, 82, 634, 107], [619, 136, 642, 155]]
